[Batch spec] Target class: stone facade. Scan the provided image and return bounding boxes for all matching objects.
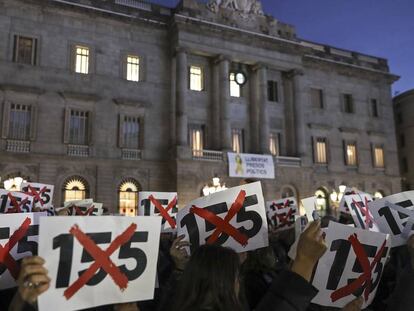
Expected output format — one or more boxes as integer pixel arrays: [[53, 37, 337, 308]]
[[393, 89, 414, 191], [0, 0, 401, 213]]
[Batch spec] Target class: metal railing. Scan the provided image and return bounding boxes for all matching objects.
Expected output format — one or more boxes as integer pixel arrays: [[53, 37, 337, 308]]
[[275, 156, 301, 167], [6, 140, 30, 153], [115, 0, 152, 11], [67, 145, 89, 157], [192, 150, 223, 161], [122, 149, 142, 160]]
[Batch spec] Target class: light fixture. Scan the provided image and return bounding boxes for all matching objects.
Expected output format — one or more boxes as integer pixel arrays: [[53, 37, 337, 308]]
[[330, 191, 338, 202], [339, 185, 347, 193], [3, 176, 27, 191], [202, 176, 227, 196], [374, 191, 383, 199], [316, 195, 325, 207]]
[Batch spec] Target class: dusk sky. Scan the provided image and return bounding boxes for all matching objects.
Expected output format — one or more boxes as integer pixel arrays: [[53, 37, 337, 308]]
[[150, 0, 413, 96]]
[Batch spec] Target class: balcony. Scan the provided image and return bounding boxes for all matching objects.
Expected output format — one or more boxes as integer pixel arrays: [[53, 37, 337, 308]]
[[192, 150, 224, 162], [275, 156, 301, 167], [6, 140, 30, 153], [67, 145, 89, 157], [122, 149, 142, 160]]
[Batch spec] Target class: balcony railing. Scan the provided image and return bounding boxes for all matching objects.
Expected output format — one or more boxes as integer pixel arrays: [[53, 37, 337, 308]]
[[122, 149, 142, 160], [115, 0, 152, 11], [67, 145, 89, 157], [192, 150, 224, 161], [275, 156, 301, 167], [6, 140, 30, 153]]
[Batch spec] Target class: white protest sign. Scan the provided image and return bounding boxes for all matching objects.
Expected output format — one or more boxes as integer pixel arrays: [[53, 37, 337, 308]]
[[301, 196, 320, 222], [339, 188, 359, 214], [0, 213, 45, 290], [344, 193, 379, 231], [38, 216, 161, 311], [21, 182, 55, 216], [0, 190, 34, 213], [177, 182, 268, 253], [369, 191, 414, 247], [266, 197, 298, 231], [138, 192, 178, 233], [294, 215, 308, 239], [227, 152, 275, 179], [311, 222, 390, 309], [64, 199, 104, 216]]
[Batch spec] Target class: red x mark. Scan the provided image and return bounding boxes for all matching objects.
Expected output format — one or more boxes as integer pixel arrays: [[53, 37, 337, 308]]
[[6, 193, 29, 214], [148, 195, 177, 229], [64, 223, 137, 300], [331, 234, 386, 302], [25, 185, 48, 207], [275, 208, 295, 227], [0, 217, 31, 279], [190, 190, 248, 246], [352, 198, 374, 228], [72, 205, 95, 216]]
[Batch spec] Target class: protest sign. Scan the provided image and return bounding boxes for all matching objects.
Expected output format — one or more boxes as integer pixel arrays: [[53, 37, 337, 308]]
[[266, 197, 298, 231], [64, 199, 104, 216], [0, 213, 45, 290], [177, 182, 268, 253], [138, 192, 178, 233], [369, 191, 414, 247], [311, 222, 390, 309], [21, 182, 55, 215], [38, 216, 161, 311], [344, 193, 378, 231], [0, 190, 34, 213], [301, 196, 320, 222], [339, 188, 358, 214], [227, 152, 275, 179]]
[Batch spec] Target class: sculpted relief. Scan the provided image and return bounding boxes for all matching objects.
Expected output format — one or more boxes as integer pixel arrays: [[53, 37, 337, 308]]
[[207, 0, 264, 15]]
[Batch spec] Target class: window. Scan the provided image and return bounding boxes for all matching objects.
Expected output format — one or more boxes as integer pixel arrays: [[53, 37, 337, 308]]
[[189, 125, 204, 157], [400, 134, 405, 148], [371, 99, 379, 117], [189, 66, 203, 91], [402, 158, 408, 173], [69, 110, 89, 145], [344, 142, 357, 166], [315, 188, 329, 216], [119, 179, 139, 217], [74, 45, 89, 74], [13, 35, 37, 65], [373, 146, 385, 168], [232, 128, 244, 153], [343, 94, 354, 113], [267, 81, 279, 102], [126, 55, 140, 82], [311, 88, 324, 109], [63, 177, 88, 202], [269, 133, 280, 156], [9, 104, 31, 140], [230, 73, 241, 97], [123, 116, 140, 149], [314, 137, 327, 164]]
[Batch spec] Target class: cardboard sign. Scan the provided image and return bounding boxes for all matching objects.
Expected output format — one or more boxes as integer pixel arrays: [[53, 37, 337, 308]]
[[266, 197, 298, 231], [227, 152, 275, 179], [138, 192, 178, 233], [21, 182, 55, 215], [369, 191, 414, 247], [38, 216, 161, 311], [311, 222, 390, 309], [339, 188, 359, 214], [0, 213, 45, 290], [301, 196, 320, 222], [344, 193, 378, 231], [64, 199, 104, 216], [0, 190, 34, 213], [177, 182, 268, 253]]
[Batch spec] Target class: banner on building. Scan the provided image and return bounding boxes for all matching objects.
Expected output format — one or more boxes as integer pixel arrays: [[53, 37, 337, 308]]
[[311, 222, 390, 309], [227, 152, 275, 179], [38, 216, 161, 311], [0, 190, 34, 213], [177, 182, 268, 253], [266, 197, 298, 231]]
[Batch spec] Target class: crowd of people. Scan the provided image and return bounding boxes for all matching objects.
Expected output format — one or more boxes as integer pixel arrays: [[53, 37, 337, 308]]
[[1, 190, 414, 311]]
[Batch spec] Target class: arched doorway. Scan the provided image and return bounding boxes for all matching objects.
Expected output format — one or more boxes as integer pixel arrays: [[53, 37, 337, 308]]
[[118, 179, 139, 216], [62, 176, 89, 202]]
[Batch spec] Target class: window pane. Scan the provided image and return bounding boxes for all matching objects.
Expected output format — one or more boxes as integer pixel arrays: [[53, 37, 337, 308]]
[[267, 81, 279, 102], [311, 88, 323, 109], [123, 116, 140, 149], [371, 99, 378, 117], [190, 125, 204, 157], [269, 133, 280, 156], [127, 55, 140, 82], [316, 138, 327, 164], [14, 36, 35, 65], [64, 178, 87, 202], [75, 46, 89, 74], [69, 110, 88, 145], [9, 104, 31, 140], [230, 73, 240, 97], [374, 147, 384, 168], [190, 66, 203, 91], [232, 128, 244, 153], [344, 94, 354, 113], [346, 143, 357, 166]]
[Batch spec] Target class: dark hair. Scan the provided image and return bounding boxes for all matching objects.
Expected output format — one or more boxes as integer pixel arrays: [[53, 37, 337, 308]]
[[172, 244, 243, 311]]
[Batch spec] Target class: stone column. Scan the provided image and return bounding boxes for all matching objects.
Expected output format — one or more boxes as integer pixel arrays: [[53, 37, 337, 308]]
[[258, 65, 269, 154], [176, 48, 188, 147], [211, 58, 221, 150], [249, 68, 260, 153], [218, 56, 231, 150]]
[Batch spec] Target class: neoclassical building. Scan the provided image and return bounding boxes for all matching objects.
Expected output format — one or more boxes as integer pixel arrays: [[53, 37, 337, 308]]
[[0, 0, 401, 214]]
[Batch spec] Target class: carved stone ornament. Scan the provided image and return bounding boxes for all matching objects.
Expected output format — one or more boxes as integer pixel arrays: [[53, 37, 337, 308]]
[[207, 0, 264, 15]]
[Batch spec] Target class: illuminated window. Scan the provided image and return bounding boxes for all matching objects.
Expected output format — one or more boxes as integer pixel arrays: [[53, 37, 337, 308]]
[[345, 142, 357, 166], [190, 66, 203, 91], [311, 88, 323, 109], [123, 116, 140, 149], [75, 46, 89, 74], [315, 188, 328, 216], [232, 128, 244, 153], [69, 110, 89, 145], [189, 125, 204, 157], [373, 146, 385, 168], [119, 180, 139, 216], [314, 137, 327, 164], [13, 35, 37, 65], [9, 104, 31, 140], [126, 55, 140, 82], [269, 133, 280, 156], [63, 177, 88, 202], [230, 73, 241, 97]]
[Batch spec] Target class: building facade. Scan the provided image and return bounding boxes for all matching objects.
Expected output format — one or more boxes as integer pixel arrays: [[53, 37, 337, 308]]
[[0, 0, 401, 214], [394, 89, 414, 192]]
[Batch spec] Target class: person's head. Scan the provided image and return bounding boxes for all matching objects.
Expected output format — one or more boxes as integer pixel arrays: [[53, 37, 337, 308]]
[[173, 244, 243, 311]]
